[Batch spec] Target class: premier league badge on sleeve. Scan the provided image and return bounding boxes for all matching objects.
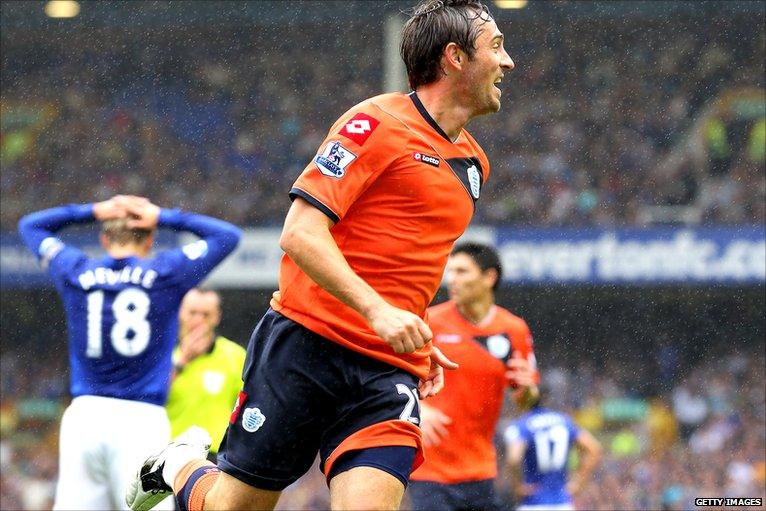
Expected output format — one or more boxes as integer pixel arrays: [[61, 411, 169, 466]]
[[315, 141, 357, 178]]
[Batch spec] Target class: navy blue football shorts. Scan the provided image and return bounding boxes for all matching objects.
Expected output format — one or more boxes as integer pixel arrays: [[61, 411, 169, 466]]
[[217, 309, 423, 491], [408, 479, 501, 511]]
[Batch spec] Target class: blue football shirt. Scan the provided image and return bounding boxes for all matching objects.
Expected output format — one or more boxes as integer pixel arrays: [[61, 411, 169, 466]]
[[18, 204, 241, 405], [505, 406, 581, 507]]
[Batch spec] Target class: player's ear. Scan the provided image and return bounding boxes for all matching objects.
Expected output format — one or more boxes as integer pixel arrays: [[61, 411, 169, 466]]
[[99, 232, 110, 250], [443, 42, 463, 73], [484, 268, 499, 289]]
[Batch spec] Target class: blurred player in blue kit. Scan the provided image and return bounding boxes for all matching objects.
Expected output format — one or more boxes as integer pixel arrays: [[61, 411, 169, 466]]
[[504, 391, 602, 511], [17, 195, 241, 510]]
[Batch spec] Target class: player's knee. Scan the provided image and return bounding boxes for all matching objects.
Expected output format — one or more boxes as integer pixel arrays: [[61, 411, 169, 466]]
[[329, 466, 405, 511]]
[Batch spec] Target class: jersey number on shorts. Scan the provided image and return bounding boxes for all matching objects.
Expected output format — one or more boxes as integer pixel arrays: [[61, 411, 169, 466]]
[[533, 425, 570, 472], [86, 289, 151, 358], [395, 383, 420, 424]]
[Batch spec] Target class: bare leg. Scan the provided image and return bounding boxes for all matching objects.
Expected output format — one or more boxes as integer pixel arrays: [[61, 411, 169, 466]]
[[203, 471, 281, 511], [329, 466, 405, 511], [173, 463, 280, 511]]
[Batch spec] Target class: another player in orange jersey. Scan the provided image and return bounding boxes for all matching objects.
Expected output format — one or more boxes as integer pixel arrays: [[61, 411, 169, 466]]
[[409, 242, 540, 511], [128, 1, 515, 510]]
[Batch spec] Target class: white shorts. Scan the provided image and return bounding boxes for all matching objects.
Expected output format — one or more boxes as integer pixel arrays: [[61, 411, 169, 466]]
[[517, 504, 575, 511], [54, 395, 174, 511]]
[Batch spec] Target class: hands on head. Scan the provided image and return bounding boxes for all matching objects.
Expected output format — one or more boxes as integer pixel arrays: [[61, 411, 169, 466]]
[[93, 195, 160, 229]]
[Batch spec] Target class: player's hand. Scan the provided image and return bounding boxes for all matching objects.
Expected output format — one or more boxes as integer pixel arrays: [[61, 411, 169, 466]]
[[177, 323, 211, 366], [506, 351, 536, 388], [93, 196, 132, 221], [367, 303, 433, 354], [123, 197, 161, 230], [566, 479, 585, 497], [514, 482, 538, 499], [420, 402, 452, 447], [112, 194, 151, 210], [418, 346, 458, 398]]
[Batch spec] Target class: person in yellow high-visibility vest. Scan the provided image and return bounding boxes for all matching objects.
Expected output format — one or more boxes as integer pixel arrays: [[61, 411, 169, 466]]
[[166, 288, 245, 461]]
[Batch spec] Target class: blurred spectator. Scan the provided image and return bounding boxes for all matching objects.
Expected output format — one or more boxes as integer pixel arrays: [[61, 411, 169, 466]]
[[1, 12, 763, 230], [2, 341, 762, 510], [1, 5, 764, 510]]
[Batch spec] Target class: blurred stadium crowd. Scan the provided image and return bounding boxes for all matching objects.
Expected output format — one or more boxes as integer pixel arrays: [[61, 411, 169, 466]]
[[2, 344, 763, 510], [2, 3, 765, 511], [2, 14, 764, 230]]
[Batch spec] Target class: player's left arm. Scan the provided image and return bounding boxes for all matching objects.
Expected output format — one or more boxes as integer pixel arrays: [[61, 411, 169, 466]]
[[505, 322, 540, 407], [566, 428, 602, 497], [504, 424, 536, 498], [125, 201, 242, 288]]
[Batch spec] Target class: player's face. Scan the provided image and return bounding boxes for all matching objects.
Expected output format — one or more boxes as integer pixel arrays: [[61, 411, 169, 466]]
[[459, 16, 514, 116], [179, 291, 221, 338], [445, 253, 495, 305]]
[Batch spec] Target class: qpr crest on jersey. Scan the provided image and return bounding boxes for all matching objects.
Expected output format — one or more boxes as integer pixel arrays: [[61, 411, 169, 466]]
[[467, 165, 481, 199], [315, 141, 357, 178], [242, 407, 266, 433], [486, 334, 511, 359]]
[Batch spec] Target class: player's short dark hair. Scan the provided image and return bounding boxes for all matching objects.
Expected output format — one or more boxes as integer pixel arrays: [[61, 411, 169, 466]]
[[450, 241, 503, 290], [101, 218, 153, 245], [400, 0, 493, 90]]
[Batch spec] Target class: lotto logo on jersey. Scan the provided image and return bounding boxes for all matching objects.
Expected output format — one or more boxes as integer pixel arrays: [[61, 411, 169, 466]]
[[315, 141, 357, 178], [435, 333, 461, 344], [413, 152, 440, 167], [338, 112, 380, 146]]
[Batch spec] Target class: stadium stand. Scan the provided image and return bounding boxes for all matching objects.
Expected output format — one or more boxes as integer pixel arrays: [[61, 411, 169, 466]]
[[2, 338, 763, 510], [1, 2, 763, 510], [1, 14, 763, 229]]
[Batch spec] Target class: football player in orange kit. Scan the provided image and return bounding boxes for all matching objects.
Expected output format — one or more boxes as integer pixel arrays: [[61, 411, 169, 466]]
[[409, 242, 540, 511], [128, 1, 515, 510]]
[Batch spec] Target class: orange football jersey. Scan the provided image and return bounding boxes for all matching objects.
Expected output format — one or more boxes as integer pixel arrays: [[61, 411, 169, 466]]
[[410, 300, 539, 484], [271, 92, 490, 380]]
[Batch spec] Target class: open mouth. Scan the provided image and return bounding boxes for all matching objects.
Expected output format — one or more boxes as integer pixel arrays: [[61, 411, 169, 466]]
[[493, 76, 503, 94]]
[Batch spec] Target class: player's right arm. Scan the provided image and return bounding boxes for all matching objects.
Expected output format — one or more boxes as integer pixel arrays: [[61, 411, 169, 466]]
[[504, 424, 537, 499], [280, 197, 432, 355], [419, 401, 452, 446], [506, 320, 540, 404], [566, 428, 602, 497], [18, 198, 128, 274]]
